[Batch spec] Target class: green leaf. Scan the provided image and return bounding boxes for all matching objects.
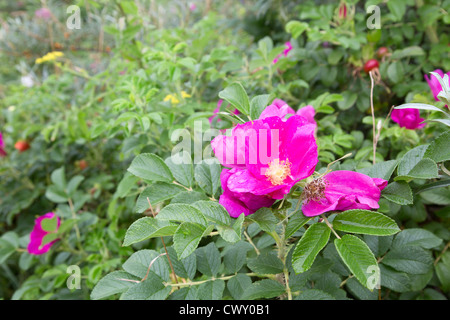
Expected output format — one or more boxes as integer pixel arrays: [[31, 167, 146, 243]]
[[122, 250, 170, 281], [285, 214, 310, 238], [379, 265, 411, 292], [45, 185, 68, 203], [194, 160, 221, 196], [195, 242, 221, 277], [392, 229, 443, 249], [397, 145, 427, 175], [227, 274, 252, 299], [250, 94, 271, 120], [332, 210, 400, 236], [414, 179, 450, 194], [198, 280, 225, 300], [435, 252, 450, 292], [173, 222, 212, 259], [390, 46, 425, 59], [156, 203, 208, 226], [165, 151, 194, 188], [382, 246, 433, 274], [223, 241, 251, 274], [247, 208, 278, 233], [90, 271, 140, 300], [218, 82, 250, 115], [216, 213, 244, 243], [382, 181, 413, 205], [394, 103, 448, 114], [248, 252, 284, 274], [285, 20, 309, 39], [387, 61, 404, 84], [120, 273, 171, 300], [127, 153, 173, 182], [358, 160, 398, 180], [165, 247, 197, 280], [115, 173, 139, 198], [292, 223, 331, 273], [241, 279, 285, 300], [51, 167, 67, 190], [134, 183, 185, 213], [296, 289, 336, 300], [395, 158, 439, 181], [424, 131, 450, 163], [123, 217, 178, 246], [334, 234, 379, 290], [192, 201, 231, 226]]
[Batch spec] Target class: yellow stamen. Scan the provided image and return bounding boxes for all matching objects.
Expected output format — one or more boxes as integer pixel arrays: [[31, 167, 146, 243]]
[[265, 158, 291, 185]]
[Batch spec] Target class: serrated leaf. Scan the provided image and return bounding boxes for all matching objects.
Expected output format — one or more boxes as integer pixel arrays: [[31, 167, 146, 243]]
[[127, 153, 173, 182], [123, 217, 178, 246], [379, 264, 411, 293], [382, 181, 413, 205], [382, 246, 433, 274], [165, 151, 194, 188], [90, 271, 140, 300], [196, 242, 221, 277], [223, 241, 251, 274], [285, 214, 310, 238], [227, 274, 252, 299], [173, 222, 211, 259], [198, 280, 225, 300], [134, 183, 185, 213], [424, 131, 450, 163], [165, 246, 197, 280], [392, 228, 443, 249], [241, 279, 285, 300], [292, 223, 331, 273], [217, 213, 244, 243], [194, 160, 221, 196], [218, 82, 250, 115], [192, 201, 231, 226], [250, 94, 271, 120], [120, 273, 171, 300], [247, 208, 277, 233], [156, 203, 208, 226], [332, 210, 400, 236], [334, 234, 379, 290], [296, 289, 336, 300], [248, 252, 284, 274], [395, 158, 438, 181], [122, 250, 170, 281]]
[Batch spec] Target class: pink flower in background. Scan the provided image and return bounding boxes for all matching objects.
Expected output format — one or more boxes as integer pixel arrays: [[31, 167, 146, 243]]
[[424, 69, 449, 107], [273, 42, 293, 64], [391, 108, 425, 130], [302, 171, 387, 217], [0, 132, 6, 157], [219, 168, 275, 217], [212, 114, 318, 201], [27, 212, 61, 255], [338, 2, 348, 19], [35, 7, 52, 20], [189, 3, 197, 11], [259, 99, 316, 127]]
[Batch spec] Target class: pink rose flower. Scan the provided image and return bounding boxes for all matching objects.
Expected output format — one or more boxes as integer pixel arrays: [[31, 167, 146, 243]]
[[273, 42, 293, 64], [212, 115, 318, 201], [302, 171, 387, 217], [0, 132, 6, 157], [259, 99, 316, 127], [27, 212, 61, 255], [424, 69, 449, 107], [391, 108, 425, 130], [219, 168, 276, 217], [35, 7, 52, 20]]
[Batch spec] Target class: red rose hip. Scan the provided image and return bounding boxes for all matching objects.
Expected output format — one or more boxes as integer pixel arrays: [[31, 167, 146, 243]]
[[14, 140, 30, 152], [364, 59, 379, 73]]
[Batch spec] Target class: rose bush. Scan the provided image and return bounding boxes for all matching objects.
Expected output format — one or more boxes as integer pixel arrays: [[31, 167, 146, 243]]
[[0, 0, 449, 301]]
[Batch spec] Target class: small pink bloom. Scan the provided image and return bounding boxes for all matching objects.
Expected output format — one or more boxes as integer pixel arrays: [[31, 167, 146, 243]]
[[391, 108, 425, 130], [27, 212, 61, 255], [273, 42, 293, 64], [189, 3, 197, 11], [212, 115, 318, 200], [0, 132, 6, 157], [35, 8, 52, 20], [424, 69, 450, 107], [302, 171, 387, 217], [219, 168, 275, 217]]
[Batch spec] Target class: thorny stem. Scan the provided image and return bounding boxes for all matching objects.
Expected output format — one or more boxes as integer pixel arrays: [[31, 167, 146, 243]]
[[434, 241, 450, 266], [147, 197, 179, 287], [163, 273, 276, 288], [321, 215, 341, 240], [369, 71, 377, 165]]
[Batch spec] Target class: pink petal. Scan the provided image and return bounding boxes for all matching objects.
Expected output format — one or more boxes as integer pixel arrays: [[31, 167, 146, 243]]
[[27, 212, 61, 255]]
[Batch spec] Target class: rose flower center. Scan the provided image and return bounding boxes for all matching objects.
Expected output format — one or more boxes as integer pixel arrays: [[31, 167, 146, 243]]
[[265, 159, 291, 185]]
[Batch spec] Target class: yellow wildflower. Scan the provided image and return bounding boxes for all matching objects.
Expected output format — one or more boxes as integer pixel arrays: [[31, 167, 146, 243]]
[[163, 91, 191, 104], [35, 51, 64, 64]]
